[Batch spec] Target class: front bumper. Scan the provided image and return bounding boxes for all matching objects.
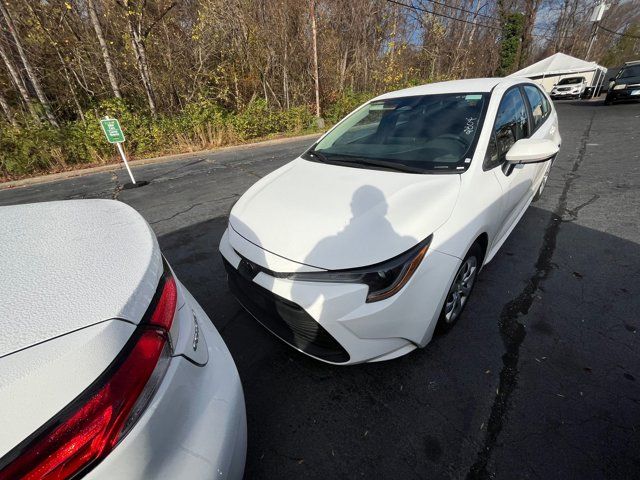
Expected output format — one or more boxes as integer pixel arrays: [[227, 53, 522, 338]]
[[551, 90, 581, 99], [220, 228, 460, 365], [607, 87, 640, 102], [88, 285, 246, 479]]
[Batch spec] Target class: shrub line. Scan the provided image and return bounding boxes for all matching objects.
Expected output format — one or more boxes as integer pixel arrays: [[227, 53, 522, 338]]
[[0, 131, 323, 190]]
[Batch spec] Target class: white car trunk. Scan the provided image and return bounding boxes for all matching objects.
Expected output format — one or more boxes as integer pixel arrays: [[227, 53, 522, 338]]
[[0, 200, 162, 456]]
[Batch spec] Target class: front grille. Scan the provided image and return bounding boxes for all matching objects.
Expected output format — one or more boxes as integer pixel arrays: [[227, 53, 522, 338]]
[[223, 257, 350, 363]]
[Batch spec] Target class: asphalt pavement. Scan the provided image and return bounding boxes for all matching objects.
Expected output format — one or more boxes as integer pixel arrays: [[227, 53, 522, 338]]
[[1, 100, 639, 479]]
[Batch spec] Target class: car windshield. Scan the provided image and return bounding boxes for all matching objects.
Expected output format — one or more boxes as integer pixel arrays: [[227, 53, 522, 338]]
[[618, 65, 640, 79], [558, 77, 584, 85], [306, 93, 488, 173]]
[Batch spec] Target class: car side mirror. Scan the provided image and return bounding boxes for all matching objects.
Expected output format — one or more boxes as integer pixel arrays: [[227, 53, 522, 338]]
[[608, 78, 614, 83], [506, 138, 558, 164]]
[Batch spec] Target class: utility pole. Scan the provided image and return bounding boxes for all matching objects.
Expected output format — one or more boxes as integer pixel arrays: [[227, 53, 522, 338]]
[[310, 0, 323, 127], [586, 2, 608, 60]]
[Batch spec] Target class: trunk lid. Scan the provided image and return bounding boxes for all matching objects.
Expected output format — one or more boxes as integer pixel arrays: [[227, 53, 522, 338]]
[[0, 199, 162, 357]]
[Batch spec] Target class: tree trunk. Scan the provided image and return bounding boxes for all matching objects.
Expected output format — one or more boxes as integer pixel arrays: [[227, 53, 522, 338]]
[[283, 42, 289, 109], [128, 25, 157, 116], [87, 0, 122, 99], [0, 40, 39, 122], [0, 2, 58, 127], [338, 49, 348, 93], [0, 90, 17, 126], [121, 0, 157, 117], [310, 0, 321, 118], [518, 0, 542, 69], [58, 52, 86, 123], [25, 2, 86, 123]]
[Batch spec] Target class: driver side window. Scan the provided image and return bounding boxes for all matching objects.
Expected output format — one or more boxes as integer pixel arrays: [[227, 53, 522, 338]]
[[484, 88, 530, 170]]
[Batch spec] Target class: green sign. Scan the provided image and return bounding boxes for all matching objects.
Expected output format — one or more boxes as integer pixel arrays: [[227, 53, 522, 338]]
[[100, 118, 125, 144]]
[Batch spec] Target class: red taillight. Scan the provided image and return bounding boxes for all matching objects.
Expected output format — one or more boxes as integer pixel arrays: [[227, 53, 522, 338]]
[[148, 276, 177, 331], [0, 272, 177, 480]]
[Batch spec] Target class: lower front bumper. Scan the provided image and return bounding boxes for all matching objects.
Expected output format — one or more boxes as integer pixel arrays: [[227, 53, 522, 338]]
[[220, 228, 460, 365], [607, 89, 640, 102], [88, 287, 246, 479], [223, 257, 351, 363], [551, 92, 580, 99]]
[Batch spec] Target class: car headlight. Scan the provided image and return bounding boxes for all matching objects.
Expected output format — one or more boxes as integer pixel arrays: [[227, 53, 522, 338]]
[[613, 84, 626, 90], [285, 235, 432, 302]]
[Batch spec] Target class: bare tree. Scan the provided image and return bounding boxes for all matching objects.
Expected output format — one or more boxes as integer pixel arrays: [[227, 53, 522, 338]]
[[310, 0, 321, 119], [118, 0, 157, 116], [0, 38, 39, 122], [116, 0, 176, 117], [0, 89, 16, 126], [87, 0, 122, 99], [518, 0, 543, 68], [0, 2, 58, 126]]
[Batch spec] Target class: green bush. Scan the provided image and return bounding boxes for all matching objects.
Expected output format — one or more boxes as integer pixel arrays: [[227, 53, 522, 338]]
[[0, 97, 316, 180], [325, 90, 373, 124]]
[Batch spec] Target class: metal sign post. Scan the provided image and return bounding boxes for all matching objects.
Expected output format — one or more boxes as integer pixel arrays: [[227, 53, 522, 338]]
[[100, 117, 146, 188], [115, 141, 136, 185]]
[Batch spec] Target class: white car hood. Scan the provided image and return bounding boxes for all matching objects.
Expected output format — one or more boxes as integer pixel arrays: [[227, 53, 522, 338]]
[[0, 199, 163, 358], [230, 158, 460, 270]]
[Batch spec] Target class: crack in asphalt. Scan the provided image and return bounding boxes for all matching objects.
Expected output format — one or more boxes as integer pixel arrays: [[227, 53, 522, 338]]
[[232, 163, 264, 179], [150, 201, 206, 225], [467, 111, 596, 479], [147, 158, 208, 183], [565, 194, 599, 221], [111, 171, 122, 200], [149, 194, 239, 225]]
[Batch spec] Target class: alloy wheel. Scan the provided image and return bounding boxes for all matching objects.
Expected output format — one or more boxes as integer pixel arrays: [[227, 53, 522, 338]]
[[444, 256, 477, 324]]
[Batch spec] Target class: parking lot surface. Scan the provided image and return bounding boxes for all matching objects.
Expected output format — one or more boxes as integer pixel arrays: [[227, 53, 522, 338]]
[[1, 100, 639, 479]]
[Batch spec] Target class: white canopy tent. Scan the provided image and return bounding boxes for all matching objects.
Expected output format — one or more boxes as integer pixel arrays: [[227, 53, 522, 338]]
[[509, 53, 607, 98]]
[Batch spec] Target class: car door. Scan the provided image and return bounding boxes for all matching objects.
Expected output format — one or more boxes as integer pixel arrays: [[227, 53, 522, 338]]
[[484, 86, 537, 245]]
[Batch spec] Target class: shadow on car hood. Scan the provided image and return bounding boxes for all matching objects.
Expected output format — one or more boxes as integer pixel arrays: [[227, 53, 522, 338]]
[[230, 158, 461, 270]]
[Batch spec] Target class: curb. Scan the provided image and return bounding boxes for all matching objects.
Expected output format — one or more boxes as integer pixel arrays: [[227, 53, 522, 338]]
[[1, 132, 322, 190]]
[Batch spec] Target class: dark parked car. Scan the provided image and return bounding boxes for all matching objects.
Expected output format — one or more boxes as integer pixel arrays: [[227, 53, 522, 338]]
[[605, 61, 640, 105]]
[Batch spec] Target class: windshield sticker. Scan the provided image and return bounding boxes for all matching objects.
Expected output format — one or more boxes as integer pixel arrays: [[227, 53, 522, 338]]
[[464, 117, 477, 135], [465, 94, 482, 101]]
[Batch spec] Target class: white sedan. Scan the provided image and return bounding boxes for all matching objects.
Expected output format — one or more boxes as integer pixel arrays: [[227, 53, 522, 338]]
[[220, 78, 561, 365], [0, 200, 246, 479]]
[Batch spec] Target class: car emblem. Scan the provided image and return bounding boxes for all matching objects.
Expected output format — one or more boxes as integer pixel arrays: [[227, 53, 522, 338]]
[[192, 313, 200, 351]]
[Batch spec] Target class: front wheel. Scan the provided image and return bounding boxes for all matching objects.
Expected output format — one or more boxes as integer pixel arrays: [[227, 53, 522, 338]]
[[435, 244, 481, 333]]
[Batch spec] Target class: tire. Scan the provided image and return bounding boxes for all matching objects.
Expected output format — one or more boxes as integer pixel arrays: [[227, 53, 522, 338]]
[[604, 94, 613, 106], [435, 243, 482, 334]]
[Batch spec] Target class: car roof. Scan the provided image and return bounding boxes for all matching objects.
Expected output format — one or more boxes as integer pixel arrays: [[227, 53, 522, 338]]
[[373, 77, 528, 101], [622, 60, 640, 66]]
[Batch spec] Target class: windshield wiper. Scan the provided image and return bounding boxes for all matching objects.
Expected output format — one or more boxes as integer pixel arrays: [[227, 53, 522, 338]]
[[316, 154, 427, 174], [306, 149, 328, 163]]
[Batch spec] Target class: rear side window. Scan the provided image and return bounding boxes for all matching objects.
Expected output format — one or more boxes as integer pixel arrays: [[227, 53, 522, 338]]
[[523, 85, 550, 131], [484, 88, 531, 170]]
